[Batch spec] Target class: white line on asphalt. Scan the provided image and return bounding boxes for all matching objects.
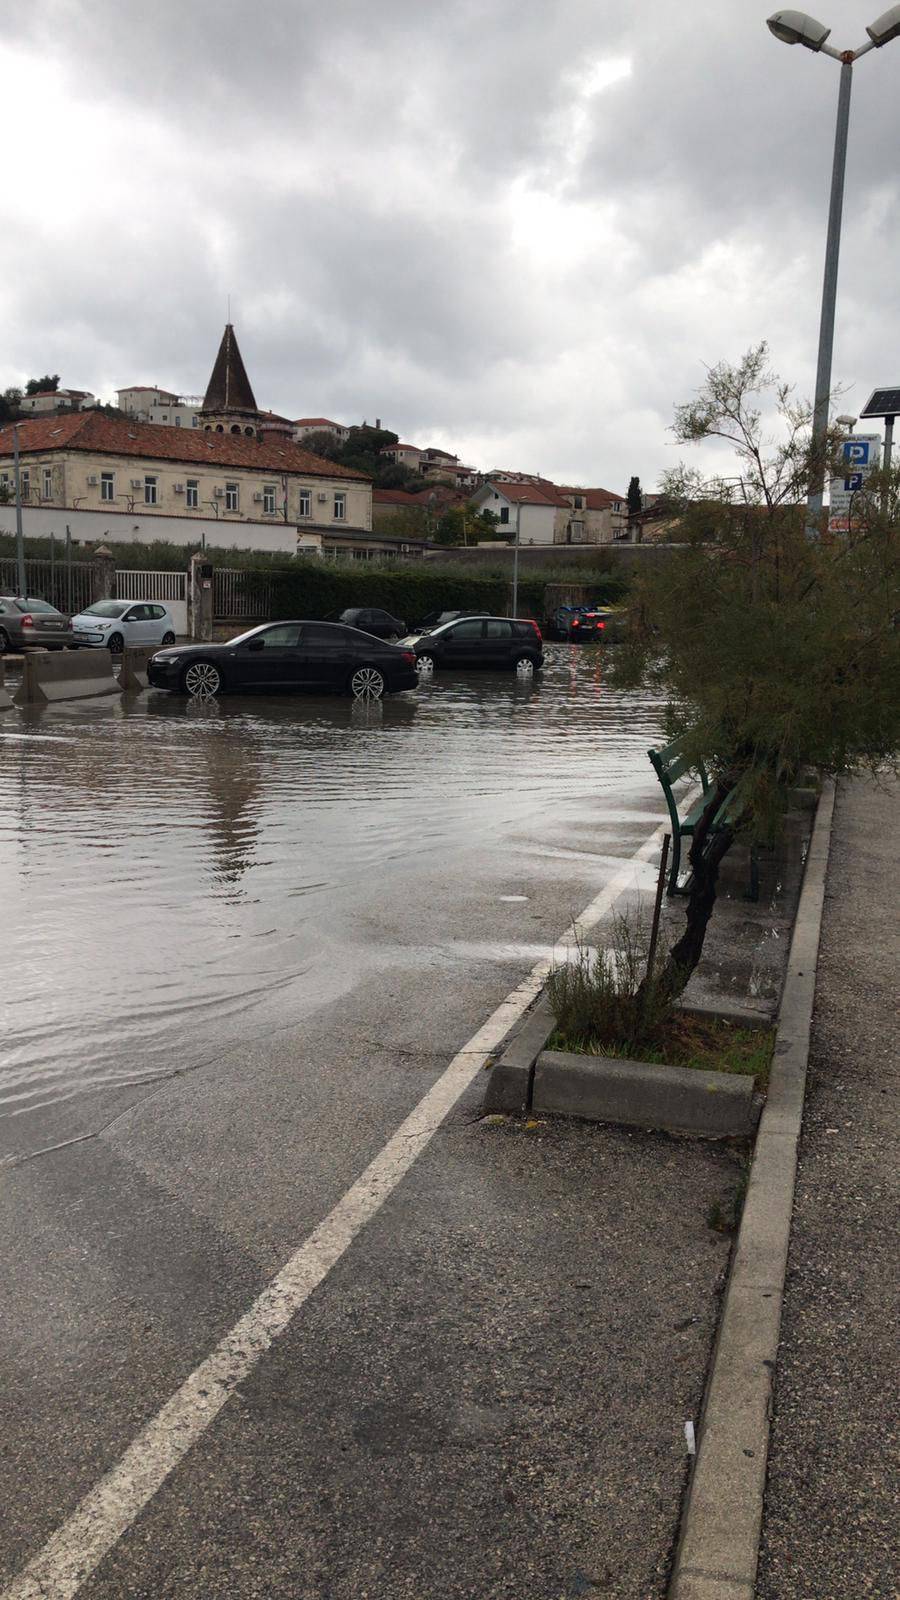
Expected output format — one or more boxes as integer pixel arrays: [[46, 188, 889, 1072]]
[[2, 817, 671, 1600]]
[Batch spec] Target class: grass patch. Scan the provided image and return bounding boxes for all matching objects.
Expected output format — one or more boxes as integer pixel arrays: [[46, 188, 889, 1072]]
[[549, 1012, 774, 1089]]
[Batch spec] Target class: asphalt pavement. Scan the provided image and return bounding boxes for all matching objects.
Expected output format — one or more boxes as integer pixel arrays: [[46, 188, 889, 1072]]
[[756, 775, 899, 1599], [0, 665, 749, 1597]]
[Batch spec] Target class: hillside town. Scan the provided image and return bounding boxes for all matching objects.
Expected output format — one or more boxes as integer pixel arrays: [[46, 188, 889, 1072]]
[[0, 324, 658, 560]]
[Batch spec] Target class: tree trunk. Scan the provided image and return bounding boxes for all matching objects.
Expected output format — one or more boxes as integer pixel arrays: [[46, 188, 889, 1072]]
[[649, 780, 736, 1008]]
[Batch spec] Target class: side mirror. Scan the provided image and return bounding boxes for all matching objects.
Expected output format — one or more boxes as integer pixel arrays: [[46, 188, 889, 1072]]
[[246, 638, 265, 652]]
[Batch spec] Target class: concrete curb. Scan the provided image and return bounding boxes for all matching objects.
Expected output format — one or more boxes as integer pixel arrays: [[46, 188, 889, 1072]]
[[668, 778, 836, 1600], [533, 1049, 759, 1138], [483, 996, 556, 1113]]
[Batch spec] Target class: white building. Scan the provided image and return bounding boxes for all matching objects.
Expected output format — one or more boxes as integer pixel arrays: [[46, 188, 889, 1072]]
[[17, 387, 95, 415], [117, 386, 202, 429]]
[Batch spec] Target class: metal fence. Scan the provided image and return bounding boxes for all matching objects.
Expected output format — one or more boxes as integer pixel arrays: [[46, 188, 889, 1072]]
[[116, 569, 187, 605], [214, 567, 273, 620], [0, 556, 94, 613]]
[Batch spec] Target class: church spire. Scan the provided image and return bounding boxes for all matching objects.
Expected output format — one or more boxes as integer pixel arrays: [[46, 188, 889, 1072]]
[[201, 323, 258, 415]]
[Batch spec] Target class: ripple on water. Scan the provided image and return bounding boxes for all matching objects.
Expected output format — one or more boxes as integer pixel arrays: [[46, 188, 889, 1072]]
[[0, 647, 666, 1120]]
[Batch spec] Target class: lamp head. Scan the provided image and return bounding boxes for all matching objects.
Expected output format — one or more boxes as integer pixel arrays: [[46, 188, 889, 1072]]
[[767, 10, 832, 48], [866, 4, 900, 44]]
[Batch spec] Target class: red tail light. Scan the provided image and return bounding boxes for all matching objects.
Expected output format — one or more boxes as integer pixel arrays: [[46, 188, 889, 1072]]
[[598, 620, 605, 629], [401, 650, 416, 665], [571, 617, 581, 627], [20, 614, 34, 628], [529, 620, 542, 641]]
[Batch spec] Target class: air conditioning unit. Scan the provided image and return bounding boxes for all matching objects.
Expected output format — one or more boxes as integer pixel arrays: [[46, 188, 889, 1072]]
[[252, 492, 263, 503], [173, 483, 184, 494], [87, 474, 98, 487], [317, 492, 328, 503], [130, 478, 143, 489], [214, 486, 224, 498]]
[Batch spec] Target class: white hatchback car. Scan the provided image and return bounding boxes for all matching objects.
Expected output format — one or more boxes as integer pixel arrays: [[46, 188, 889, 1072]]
[[70, 600, 178, 653]]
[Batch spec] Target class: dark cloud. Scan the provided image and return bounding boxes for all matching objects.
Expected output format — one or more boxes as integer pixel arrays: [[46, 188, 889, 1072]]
[[2, 0, 897, 485]]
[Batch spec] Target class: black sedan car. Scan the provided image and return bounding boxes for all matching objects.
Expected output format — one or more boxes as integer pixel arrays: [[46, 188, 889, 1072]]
[[147, 621, 419, 699], [338, 606, 407, 641], [404, 615, 544, 673]]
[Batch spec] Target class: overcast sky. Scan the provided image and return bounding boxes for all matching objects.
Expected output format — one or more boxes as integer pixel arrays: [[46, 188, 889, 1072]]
[[2, 0, 898, 489]]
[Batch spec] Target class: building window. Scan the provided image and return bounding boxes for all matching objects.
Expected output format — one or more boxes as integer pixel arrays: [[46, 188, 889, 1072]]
[[186, 479, 199, 509], [499, 506, 509, 524], [101, 472, 115, 502], [144, 476, 158, 506], [573, 495, 584, 510], [263, 484, 276, 515], [42, 467, 53, 499], [20, 470, 30, 500], [191, 415, 199, 428], [298, 488, 311, 518], [333, 492, 346, 521], [225, 482, 239, 512], [175, 416, 182, 428]]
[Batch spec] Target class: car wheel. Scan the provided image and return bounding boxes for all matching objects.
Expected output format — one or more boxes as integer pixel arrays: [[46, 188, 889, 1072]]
[[416, 653, 436, 675], [162, 632, 176, 646], [513, 654, 535, 677], [0, 628, 9, 654], [183, 660, 223, 698], [107, 632, 124, 655], [349, 665, 385, 700]]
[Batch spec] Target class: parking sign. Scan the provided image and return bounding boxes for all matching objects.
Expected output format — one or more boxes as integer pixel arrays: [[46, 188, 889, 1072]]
[[829, 433, 881, 518]]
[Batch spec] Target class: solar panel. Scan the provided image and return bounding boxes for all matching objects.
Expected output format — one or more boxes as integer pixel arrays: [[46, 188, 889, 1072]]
[[860, 388, 900, 417]]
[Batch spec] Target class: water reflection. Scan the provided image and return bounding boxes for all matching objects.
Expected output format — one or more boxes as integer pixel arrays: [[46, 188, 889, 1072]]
[[0, 647, 666, 1131]]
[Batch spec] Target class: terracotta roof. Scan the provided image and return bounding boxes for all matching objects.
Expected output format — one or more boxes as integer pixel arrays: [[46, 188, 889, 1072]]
[[557, 485, 624, 509], [481, 478, 569, 508], [202, 323, 258, 414], [0, 413, 369, 480], [293, 417, 345, 429]]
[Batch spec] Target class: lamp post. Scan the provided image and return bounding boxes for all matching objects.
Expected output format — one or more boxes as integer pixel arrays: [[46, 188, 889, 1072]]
[[511, 503, 521, 617], [12, 425, 26, 598], [767, 7, 900, 535]]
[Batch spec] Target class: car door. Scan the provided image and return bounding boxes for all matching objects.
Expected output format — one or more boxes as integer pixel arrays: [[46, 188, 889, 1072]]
[[437, 617, 486, 668], [121, 605, 154, 644], [147, 605, 170, 644], [483, 618, 514, 667], [233, 623, 304, 690], [295, 623, 355, 690]]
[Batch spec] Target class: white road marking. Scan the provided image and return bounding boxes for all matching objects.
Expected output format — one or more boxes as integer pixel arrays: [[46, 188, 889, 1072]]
[[2, 816, 672, 1600]]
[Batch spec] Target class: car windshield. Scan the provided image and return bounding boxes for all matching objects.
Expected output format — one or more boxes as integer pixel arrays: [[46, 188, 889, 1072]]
[[15, 599, 62, 615], [81, 602, 128, 618], [228, 625, 268, 646]]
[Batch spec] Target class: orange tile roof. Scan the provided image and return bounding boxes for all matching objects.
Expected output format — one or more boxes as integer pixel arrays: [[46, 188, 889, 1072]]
[[0, 412, 369, 481]]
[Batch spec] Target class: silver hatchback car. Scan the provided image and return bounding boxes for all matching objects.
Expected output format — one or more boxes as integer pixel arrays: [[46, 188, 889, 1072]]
[[70, 601, 177, 653]]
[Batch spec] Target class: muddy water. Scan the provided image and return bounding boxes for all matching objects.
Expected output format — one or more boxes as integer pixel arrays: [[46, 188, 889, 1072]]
[[0, 647, 666, 1124]]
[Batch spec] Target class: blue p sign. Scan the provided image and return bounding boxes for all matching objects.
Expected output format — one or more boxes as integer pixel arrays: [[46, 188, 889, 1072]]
[[844, 472, 864, 490], [844, 440, 870, 466]]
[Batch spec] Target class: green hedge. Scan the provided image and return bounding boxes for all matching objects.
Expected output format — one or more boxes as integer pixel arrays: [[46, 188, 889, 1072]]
[[269, 562, 513, 622]]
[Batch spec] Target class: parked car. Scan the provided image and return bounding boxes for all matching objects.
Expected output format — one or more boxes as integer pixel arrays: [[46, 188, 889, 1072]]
[[414, 609, 486, 632], [147, 620, 419, 700], [0, 596, 72, 652], [402, 615, 544, 673], [69, 600, 177, 653], [567, 607, 626, 641], [338, 607, 407, 641]]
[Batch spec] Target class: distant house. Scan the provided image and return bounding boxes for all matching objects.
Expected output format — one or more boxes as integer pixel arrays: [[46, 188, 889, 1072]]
[[419, 448, 479, 488], [472, 475, 627, 545], [292, 417, 350, 444], [117, 386, 202, 429], [381, 442, 423, 471], [17, 387, 95, 416]]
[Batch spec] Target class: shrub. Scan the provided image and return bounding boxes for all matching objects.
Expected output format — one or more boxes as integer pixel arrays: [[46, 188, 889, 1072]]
[[547, 909, 675, 1052]]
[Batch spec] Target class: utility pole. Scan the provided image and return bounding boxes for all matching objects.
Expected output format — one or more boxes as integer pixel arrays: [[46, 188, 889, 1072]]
[[511, 503, 521, 617], [13, 425, 26, 598]]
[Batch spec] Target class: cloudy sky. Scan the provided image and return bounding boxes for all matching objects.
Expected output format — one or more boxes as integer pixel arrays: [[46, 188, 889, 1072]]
[[2, 0, 898, 489]]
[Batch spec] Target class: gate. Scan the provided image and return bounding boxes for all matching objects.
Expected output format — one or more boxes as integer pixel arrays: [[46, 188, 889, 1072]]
[[213, 567, 273, 621], [0, 556, 93, 614], [116, 570, 188, 636]]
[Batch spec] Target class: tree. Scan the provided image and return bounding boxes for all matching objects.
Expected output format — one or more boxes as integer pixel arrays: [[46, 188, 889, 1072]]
[[626, 475, 643, 515], [0, 387, 23, 423], [25, 374, 60, 395], [613, 346, 899, 1002], [301, 430, 343, 461]]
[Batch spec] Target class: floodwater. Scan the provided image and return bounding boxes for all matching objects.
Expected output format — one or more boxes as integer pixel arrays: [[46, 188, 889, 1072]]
[[0, 646, 666, 1132]]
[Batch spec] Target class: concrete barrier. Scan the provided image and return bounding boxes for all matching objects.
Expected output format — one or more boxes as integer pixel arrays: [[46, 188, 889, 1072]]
[[533, 1049, 759, 1138], [0, 658, 12, 711], [119, 645, 159, 693], [14, 649, 123, 705]]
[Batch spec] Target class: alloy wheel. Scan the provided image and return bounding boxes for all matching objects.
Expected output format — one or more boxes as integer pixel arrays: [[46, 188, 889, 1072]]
[[162, 632, 176, 646], [184, 661, 223, 698], [108, 633, 124, 655], [0, 629, 9, 655], [350, 666, 385, 700], [416, 654, 435, 675]]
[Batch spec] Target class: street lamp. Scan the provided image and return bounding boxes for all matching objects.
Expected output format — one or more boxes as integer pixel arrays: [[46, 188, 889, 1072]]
[[767, 7, 900, 534]]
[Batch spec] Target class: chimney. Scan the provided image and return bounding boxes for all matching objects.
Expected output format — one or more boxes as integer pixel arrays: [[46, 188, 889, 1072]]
[[375, 418, 381, 430]]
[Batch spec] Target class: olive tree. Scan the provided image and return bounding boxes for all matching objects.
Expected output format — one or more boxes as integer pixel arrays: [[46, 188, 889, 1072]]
[[614, 345, 899, 1001]]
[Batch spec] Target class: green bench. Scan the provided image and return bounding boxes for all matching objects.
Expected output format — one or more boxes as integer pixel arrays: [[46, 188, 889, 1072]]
[[648, 738, 758, 899]]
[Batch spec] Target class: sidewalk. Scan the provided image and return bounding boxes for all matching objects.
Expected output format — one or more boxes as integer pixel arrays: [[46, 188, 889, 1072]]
[[756, 775, 899, 1598]]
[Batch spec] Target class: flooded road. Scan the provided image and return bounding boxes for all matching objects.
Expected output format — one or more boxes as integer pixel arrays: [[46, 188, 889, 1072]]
[[1, 646, 666, 1141]]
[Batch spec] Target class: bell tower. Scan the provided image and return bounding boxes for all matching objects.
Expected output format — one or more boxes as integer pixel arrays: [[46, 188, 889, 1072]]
[[199, 324, 262, 437]]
